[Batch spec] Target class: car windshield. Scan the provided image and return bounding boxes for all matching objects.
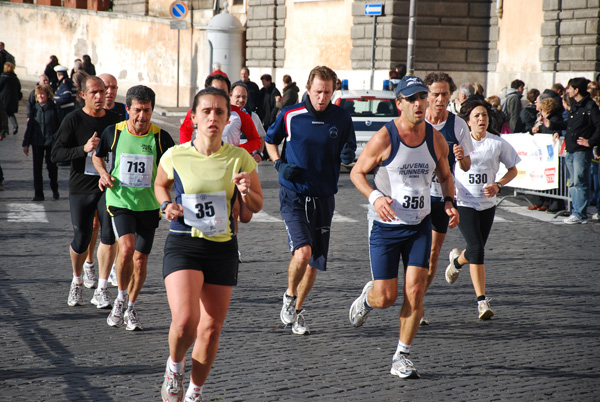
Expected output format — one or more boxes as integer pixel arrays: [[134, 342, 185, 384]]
[[337, 97, 399, 117]]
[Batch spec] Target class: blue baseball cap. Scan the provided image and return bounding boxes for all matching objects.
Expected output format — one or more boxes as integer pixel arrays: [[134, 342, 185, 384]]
[[395, 75, 430, 97]]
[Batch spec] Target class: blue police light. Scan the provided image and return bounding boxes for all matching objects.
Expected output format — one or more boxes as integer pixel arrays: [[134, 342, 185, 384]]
[[341, 79, 349, 90]]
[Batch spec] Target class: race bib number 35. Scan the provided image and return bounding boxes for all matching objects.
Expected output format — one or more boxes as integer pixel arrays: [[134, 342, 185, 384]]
[[182, 191, 228, 236]]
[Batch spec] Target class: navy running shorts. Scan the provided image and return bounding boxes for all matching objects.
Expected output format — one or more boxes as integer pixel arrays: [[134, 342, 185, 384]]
[[279, 186, 335, 271], [369, 215, 432, 280]]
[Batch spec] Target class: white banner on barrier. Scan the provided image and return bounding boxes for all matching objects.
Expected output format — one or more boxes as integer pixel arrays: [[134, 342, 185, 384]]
[[497, 133, 559, 191]]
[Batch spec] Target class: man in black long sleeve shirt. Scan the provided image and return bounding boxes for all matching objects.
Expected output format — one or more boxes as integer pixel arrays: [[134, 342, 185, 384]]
[[561, 77, 600, 224], [52, 76, 121, 307]]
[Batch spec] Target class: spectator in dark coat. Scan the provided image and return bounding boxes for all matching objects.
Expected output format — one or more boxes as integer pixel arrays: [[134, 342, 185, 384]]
[[275, 75, 299, 112], [44, 55, 60, 92], [257, 74, 281, 130], [28, 74, 50, 118], [0, 62, 22, 135], [527, 97, 566, 212], [542, 83, 565, 116], [82, 55, 96, 76], [23, 84, 62, 201], [237, 66, 260, 114], [520, 88, 540, 133], [502, 79, 526, 132]]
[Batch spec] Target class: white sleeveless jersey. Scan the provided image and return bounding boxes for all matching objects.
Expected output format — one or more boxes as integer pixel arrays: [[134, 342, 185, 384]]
[[373, 121, 437, 225]]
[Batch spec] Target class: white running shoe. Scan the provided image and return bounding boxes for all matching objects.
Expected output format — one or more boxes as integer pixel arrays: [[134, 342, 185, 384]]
[[161, 359, 185, 402], [83, 261, 98, 289], [107, 295, 128, 327], [184, 390, 205, 402], [67, 283, 84, 307], [445, 248, 462, 284], [124, 306, 144, 331], [108, 265, 118, 287], [390, 353, 420, 379], [291, 310, 310, 335], [90, 287, 112, 309], [349, 281, 374, 327], [280, 292, 297, 325], [419, 311, 430, 326], [563, 215, 588, 224], [592, 212, 600, 221], [478, 298, 494, 320]]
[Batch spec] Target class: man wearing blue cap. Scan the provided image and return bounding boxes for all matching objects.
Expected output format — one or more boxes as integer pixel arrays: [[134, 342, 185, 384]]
[[348, 75, 459, 379]]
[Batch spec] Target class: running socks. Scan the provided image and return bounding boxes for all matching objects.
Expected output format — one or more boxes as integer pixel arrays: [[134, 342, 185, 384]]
[[168, 357, 184, 374], [453, 257, 463, 269], [186, 380, 203, 399], [477, 295, 486, 302], [73, 275, 82, 284], [395, 341, 411, 358], [117, 289, 128, 301], [98, 278, 108, 289]]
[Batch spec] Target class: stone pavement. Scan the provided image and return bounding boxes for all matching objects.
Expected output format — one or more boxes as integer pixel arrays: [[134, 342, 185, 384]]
[[1, 92, 600, 401]]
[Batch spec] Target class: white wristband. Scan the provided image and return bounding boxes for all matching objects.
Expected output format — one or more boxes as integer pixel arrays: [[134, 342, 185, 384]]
[[368, 190, 384, 205]]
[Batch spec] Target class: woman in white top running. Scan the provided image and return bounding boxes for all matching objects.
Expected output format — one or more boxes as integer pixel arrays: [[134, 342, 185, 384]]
[[444, 99, 520, 320]]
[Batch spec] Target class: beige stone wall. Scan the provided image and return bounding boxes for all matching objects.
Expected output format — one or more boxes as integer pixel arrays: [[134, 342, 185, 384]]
[[0, 2, 211, 107], [284, 0, 352, 71], [487, 0, 551, 97]]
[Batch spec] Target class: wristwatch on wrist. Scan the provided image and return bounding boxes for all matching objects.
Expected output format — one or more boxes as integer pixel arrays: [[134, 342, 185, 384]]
[[443, 196, 455, 204], [495, 182, 503, 189], [160, 201, 172, 213]]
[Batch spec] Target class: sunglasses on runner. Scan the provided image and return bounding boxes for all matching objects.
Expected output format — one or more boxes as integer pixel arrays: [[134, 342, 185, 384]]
[[398, 92, 428, 103]]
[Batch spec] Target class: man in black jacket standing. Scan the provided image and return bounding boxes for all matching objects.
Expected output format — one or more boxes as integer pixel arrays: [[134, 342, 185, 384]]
[[561, 77, 600, 224], [257, 74, 281, 131]]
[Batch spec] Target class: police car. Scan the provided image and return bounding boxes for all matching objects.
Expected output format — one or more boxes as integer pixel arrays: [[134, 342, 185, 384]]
[[333, 89, 399, 164]]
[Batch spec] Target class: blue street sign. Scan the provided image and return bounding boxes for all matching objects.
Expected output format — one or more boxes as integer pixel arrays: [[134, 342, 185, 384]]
[[364, 3, 383, 16]]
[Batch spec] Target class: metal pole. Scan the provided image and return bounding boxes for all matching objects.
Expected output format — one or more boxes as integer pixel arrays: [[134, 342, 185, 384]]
[[370, 15, 377, 89], [177, 29, 180, 108], [406, 0, 417, 75]]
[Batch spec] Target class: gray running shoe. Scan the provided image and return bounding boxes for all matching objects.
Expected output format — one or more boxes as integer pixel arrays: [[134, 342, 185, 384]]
[[108, 265, 118, 287], [445, 248, 462, 284], [349, 281, 374, 327], [83, 261, 98, 289], [390, 354, 420, 379], [90, 287, 112, 309], [107, 296, 127, 327], [124, 306, 144, 331], [280, 292, 297, 325], [161, 360, 185, 402], [67, 283, 84, 307], [478, 298, 494, 320], [291, 310, 310, 335]]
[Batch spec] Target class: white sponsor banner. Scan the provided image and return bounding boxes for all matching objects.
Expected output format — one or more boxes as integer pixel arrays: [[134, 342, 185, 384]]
[[498, 133, 559, 191]]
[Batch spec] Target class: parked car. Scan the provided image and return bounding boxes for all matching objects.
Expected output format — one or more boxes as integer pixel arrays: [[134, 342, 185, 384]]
[[334, 89, 399, 164]]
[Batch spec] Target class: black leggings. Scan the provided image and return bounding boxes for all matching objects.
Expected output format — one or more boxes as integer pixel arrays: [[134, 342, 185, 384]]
[[457, 206, 496, 265], [69, 192, 115, 254]]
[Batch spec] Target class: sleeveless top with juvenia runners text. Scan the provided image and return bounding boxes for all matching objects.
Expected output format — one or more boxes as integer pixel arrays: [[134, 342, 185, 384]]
[[372, 120, 437, 226]]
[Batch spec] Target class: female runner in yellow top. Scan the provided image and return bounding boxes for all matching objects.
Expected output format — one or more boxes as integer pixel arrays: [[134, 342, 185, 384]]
[[155, 87, 263, 402]]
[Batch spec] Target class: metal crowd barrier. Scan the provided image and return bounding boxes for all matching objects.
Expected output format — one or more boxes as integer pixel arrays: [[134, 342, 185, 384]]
[[497, 154, 571, 217]]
